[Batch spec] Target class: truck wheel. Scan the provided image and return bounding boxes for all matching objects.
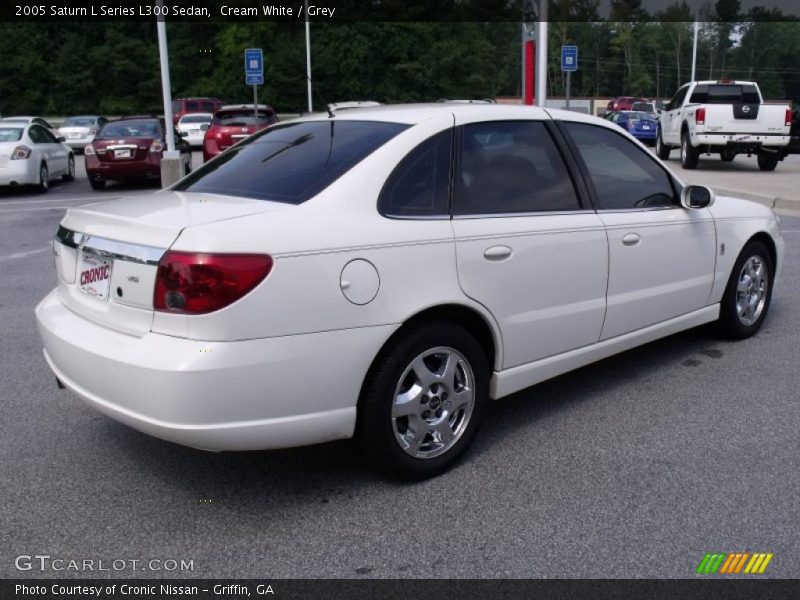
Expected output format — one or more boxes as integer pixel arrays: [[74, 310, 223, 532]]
[[757, 152, 778, 172], [656, 129, 671, 160], [681, 132, 699, 169]]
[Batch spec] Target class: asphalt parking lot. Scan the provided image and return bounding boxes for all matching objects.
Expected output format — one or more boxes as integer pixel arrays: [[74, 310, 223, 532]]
[[1, 153, 799, 579]]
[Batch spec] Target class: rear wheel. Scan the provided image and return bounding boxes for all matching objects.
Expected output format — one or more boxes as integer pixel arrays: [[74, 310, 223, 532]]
[[656, 129, 671, 159], [89, 178, 105, 190], [717, 240, 774, 339], [757, 152, 778, 171], [681, 131, 699, 169], [36, 163, 49, 193], [357, 320, 489, 479], [62, 155, 75, 181]]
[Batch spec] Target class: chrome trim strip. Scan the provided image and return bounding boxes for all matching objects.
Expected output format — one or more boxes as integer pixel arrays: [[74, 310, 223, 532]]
[[453, 210, 596, 219], [55, 227, 164, 265]]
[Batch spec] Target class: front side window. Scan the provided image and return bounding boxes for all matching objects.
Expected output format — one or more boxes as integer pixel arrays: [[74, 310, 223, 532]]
[[174, 120, 408, 204], [379, 130, 452, 217], [563, 122, 676, 210], [454, 120, 580, 215], [28, 125, 47, 144]]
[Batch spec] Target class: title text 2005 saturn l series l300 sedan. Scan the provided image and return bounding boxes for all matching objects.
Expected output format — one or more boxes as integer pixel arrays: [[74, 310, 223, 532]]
[[36, 104, 782, 478]]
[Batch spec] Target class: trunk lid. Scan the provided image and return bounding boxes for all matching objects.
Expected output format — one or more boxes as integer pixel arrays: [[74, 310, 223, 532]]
[[55, 191, 290, 336], [92, 136, 154, 162]]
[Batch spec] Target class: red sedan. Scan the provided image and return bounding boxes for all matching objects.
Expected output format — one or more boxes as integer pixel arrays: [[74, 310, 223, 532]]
[[606, 96, 645, 113], [84, 117, 192, 190], [202, 104, 278, 163]]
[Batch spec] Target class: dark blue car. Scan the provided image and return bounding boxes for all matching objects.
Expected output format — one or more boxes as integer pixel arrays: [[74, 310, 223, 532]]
[[606, 110, 658, 145]]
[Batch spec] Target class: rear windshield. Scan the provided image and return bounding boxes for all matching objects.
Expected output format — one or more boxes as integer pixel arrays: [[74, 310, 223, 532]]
[[174, 120, 409, 203], [631, 103, 654, 112], [213, 109, 276, 126], [689, 84, 761, 104], [624, 111, 655, 121], [63, 117, 96, 127], [180, 114, 212, 124], [0, 128, 23, 142], [97, 120, 161, 139]]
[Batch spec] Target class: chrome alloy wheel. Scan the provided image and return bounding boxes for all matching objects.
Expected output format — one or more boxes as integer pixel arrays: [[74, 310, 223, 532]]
[[391, 347, 476, 460], [736, 255, 769, 326]]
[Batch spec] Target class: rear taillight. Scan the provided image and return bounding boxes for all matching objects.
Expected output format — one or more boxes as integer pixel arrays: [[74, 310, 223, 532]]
[[786, 108, 793, 126], [88, 127, 98, 136], [11, 145, 31, 160], [696, 107, 706, 125], [154, 251, 272, 314], [84, 144, 96, 156], [150, 139, 164, 153]]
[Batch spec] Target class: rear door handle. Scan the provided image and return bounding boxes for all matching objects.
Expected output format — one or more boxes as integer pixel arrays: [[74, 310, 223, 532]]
[[622, 233, 641, 246], [483, 245, 512, 261]]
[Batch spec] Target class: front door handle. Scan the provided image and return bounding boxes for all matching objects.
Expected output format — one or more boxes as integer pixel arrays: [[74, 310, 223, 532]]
[[622, 233, 641, 246], [483, 245, 512, 261]]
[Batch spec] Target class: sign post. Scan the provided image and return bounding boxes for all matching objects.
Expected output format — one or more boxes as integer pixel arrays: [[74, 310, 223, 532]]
[[244, 48, 264, 121], [561, 45, 578, 109]]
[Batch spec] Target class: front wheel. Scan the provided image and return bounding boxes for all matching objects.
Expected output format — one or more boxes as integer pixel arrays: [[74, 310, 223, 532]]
[[757, 152, 778, 171], [681, 132, 699, 169], [357, 320, 489, 479], [717, 240, 774, 339], [656, 129, 671, 159]]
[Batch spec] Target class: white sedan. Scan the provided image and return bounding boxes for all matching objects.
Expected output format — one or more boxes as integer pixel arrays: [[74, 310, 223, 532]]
[[176, 113, 213, 147], [0, 122, 75, 191], [36, 104, 783, 478]]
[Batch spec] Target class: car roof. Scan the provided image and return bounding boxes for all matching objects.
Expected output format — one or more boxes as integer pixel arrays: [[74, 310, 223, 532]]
[[298, 103, 549, 125], [218, 104, 274, 111]]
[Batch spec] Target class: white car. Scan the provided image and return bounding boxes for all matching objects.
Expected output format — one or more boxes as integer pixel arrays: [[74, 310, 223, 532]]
[[176, 113, 212, 147], [1, 115, 56, 130], [0, 121, 75, 191], [36, 104, 783, 478], [58, 115, 108, 151]]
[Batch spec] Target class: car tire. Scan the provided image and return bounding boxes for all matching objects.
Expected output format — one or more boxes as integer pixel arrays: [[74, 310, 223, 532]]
[[357, 320, 489, 479], [89, 178, 106, 190], [681, 131, 699, 169], [717, 240, 774, 340], [62, 155, 75, 181], [36, 163, 49, 193], [656, 129, 671, 159], [757, 152, 778, 171]]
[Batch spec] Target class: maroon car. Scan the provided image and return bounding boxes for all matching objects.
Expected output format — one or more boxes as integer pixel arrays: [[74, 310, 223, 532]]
[[202, 104, 278, 163], [84, 117, 192, 189], [606, 96, 645, 113]]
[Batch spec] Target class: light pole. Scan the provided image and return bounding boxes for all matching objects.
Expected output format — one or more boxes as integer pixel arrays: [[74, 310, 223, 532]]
[[305, 0, 313, 112], [691, 21, 699, 82], [535, 0, 548, 107], [155, 1, 183, 187]]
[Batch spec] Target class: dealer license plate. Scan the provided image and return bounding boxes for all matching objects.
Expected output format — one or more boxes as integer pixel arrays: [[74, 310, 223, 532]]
[[115, 149, 132, 159], [78, 252, 113, 301]]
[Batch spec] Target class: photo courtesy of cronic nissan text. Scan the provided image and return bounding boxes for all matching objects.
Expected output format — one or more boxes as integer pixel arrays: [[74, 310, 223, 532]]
[[1, 1, 799, 599]]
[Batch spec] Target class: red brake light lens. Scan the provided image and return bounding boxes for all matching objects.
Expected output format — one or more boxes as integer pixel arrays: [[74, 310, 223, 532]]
[[84, 144, 96, 156], [696, 107, 706, 125], [154, 251, 272, 314], [11, 145, 32, 160], [786, 108, 793, 126], [150, 139, 164, 153]]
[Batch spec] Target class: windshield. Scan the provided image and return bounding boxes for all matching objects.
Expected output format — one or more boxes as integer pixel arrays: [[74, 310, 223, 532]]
[[213, 110, 276, 127], [97, 119, 161, 139], [0, 128, 23, 142], [180, 115, 212, 124], [63, 117, 96, 127], [174, 120, 409, 204]]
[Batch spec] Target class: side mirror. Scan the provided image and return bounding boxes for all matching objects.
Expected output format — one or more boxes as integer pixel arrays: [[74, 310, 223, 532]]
[[681, 185, 715, 209], [56, 136, 66, 142]]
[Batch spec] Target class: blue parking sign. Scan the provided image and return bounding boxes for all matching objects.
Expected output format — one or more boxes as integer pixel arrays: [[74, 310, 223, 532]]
[[561, 45, 578, 72], [244, 48, 263, 76]]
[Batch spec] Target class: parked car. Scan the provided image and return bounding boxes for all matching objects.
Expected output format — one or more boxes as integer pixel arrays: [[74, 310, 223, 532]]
[[176, 113, 212, 147], [657, 80, 791, 170], [0, 121, 74, 192], [607, 110, 658, 145], [84, 117, 192, 189], [57, 115, 108, 152], [606, 96, 644, 113], [1, 116, 56, 130], [37, 104, 782, 479], [202, 104, 278, 162], [171, 98, 224, 125]]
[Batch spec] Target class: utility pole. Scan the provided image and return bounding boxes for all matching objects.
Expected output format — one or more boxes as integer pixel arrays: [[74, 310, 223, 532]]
[[535, 0, 548, 107], [155, 0, 183, 187]]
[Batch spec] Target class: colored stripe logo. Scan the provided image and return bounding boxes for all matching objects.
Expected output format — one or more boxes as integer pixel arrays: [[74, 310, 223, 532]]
[[696, 552, 773, 574]]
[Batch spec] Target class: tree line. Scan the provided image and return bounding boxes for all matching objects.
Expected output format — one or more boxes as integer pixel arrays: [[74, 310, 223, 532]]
[[1, 0, 798, 117]]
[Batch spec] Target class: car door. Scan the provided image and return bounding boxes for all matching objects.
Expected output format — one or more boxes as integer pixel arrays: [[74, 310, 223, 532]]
[[560, 120, 716, 340], [28, 125, 61, 175], [38, 125, 69, 174], [663, 85, 689, 145], [451, 112, 609, 369]]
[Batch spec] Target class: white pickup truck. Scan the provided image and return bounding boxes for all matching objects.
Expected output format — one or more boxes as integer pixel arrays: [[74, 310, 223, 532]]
[[656, 80, 792, 170]]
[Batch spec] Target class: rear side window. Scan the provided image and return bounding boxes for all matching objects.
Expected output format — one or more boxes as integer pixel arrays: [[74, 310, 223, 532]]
[[563, 122, 676, 210], [174, 120, 409, 204], [689, 84, 760, 104], [454, 120, 580, 215], [379, 130, 452, 218]]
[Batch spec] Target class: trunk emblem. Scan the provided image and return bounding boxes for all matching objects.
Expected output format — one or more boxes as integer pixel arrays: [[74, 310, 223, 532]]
[[742, 106, 751, 113]]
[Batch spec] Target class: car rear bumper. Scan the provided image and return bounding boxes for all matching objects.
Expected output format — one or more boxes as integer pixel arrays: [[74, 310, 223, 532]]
[[632, 130, 657, 141], [0, 159, 36, 185], [692, 133, 791, 148], [36, 289, 396, 451], [86, 155, 161, 181]]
